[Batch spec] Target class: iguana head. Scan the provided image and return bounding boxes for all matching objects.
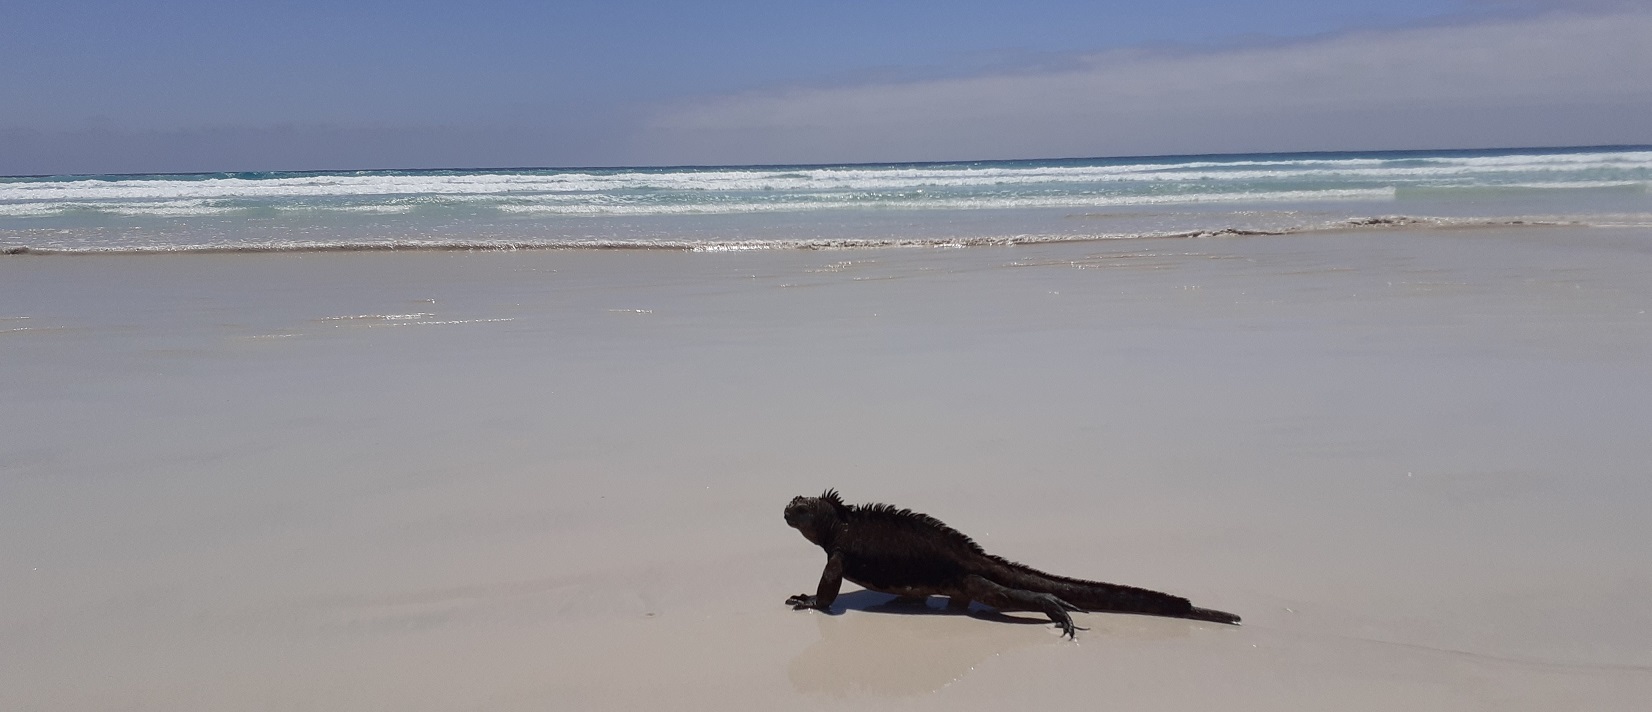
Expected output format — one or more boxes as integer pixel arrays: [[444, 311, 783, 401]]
[[784, 489, 848, 548]]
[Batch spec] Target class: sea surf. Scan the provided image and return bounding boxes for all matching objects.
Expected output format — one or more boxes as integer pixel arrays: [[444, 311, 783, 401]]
[[3, 145, 1649, 255]]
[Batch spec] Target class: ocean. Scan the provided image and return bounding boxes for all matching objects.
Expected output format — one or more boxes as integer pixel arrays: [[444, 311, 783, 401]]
[[3, 145, 1650, 254]]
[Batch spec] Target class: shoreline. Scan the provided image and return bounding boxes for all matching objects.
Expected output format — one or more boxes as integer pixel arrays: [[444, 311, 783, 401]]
[[0, 213, 1608, 256]]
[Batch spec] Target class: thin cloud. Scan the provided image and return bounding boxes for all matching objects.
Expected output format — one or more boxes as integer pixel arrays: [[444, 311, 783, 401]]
[[638, 9, 1652, 164], [0, 120, 634, 177]]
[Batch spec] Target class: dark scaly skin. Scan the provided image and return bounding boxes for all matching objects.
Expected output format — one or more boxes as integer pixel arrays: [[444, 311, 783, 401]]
[[783, 490, 1240, 639]]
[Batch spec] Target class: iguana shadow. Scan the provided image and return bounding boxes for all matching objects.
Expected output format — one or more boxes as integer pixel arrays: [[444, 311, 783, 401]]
[[831, 589, 1055, 627], [787, 589, 1054, 696]]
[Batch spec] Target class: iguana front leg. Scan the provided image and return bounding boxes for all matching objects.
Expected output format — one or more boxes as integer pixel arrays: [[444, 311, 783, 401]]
[[786, 551, 844, 611]]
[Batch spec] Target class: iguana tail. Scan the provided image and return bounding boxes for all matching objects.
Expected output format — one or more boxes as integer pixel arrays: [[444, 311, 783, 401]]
[[1184, 605, 1242, 625], [990, 558, 1241, 625]]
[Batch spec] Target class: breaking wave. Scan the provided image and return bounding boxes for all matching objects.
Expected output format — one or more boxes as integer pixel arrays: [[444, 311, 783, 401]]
[[3, 146, 1647, 255], [3, 146, 1647, 219]]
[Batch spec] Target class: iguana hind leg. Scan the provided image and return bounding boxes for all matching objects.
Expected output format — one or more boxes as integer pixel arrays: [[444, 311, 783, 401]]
[[961, 575, 1086, 639]]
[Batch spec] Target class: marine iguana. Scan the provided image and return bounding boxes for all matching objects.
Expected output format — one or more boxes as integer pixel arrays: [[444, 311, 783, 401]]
[[783, 489, 1240, 638]]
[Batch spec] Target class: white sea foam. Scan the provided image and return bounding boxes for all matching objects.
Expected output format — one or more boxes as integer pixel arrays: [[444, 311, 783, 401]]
[[365, 317, 515, 327], [0, 199, 238, 217], [1503, 181, 1648, 190], [321, 313, 436, 321], [3, 148, 1646, 254], [0, 187, 1400, 220], [0, 204, 57, 217], [3, 150, 1647, 205], [488, 188, 1397, 215]]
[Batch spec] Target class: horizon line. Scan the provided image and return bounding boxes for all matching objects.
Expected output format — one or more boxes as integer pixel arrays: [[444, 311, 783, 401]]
[[5, 143, 1649, 181]]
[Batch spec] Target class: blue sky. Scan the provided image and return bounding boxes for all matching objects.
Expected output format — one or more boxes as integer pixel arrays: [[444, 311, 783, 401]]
[[2, 0, 1648, 174]]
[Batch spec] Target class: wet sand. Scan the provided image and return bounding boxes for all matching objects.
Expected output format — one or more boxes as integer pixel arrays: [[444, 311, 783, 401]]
[[3, 226, 1651, 710]]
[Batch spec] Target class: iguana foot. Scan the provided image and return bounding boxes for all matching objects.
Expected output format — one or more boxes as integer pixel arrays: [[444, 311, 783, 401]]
[[1036, 593, 1088, 639], [1056, 621, 1089, 639], [786, 594, 824, 610]]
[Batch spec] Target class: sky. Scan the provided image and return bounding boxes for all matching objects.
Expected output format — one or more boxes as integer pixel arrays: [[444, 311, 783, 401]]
[[2, 0, 1649, 174]]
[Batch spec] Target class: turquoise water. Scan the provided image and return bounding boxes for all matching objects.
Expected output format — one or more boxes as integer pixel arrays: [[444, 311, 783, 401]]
[[3, 146, 1650, 253]]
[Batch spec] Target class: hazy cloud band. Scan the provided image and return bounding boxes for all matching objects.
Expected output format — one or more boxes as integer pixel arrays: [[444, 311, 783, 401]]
[[639, 9, 1652, 164]]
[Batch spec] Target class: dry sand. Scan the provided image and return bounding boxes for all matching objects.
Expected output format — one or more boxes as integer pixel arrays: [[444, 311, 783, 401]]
[[3, 226, 1651, 710]]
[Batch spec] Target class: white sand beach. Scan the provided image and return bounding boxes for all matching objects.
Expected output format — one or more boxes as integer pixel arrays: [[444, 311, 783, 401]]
[[4, 226, 1651, 710]]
